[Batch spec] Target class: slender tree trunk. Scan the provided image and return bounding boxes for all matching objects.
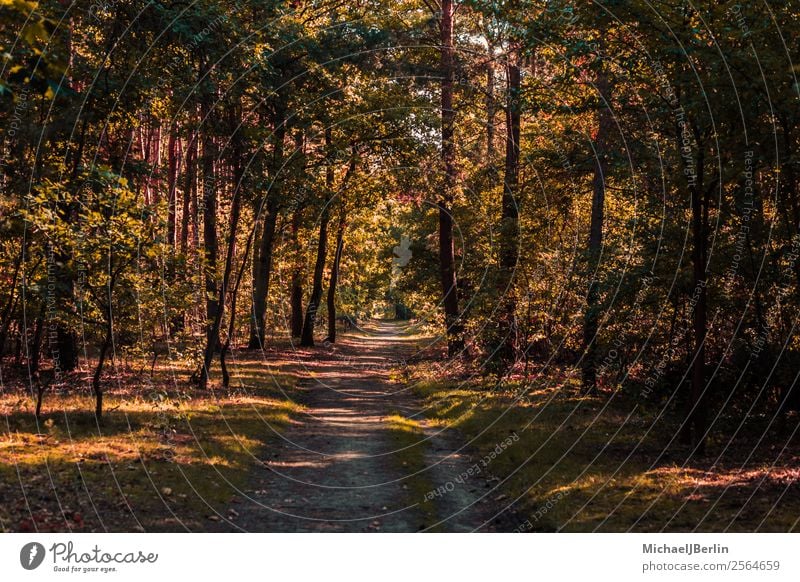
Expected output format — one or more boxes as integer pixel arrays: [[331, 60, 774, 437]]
[[29, 314, 44, 376], [92, 319, 112, 420], [688, 163, 708, 452], [326, 208, 346, 344], [582, 69, 612, 394], [35, 376, 46, 419], [167, 128, 178, 250], [93, 264, 120, 421], [180, 132, 196, 255], [324, 154, 355, 344], [190, 131, 200, 254], [486, 40, 497, 168], [249, 200, 279, 348], [201, 126, 218, 342], [300, 130, 334, 348], [438, 0, 463, 357], [678, 126, 709, 453], [221, 225, 255, 389], [248, 110, 286, 348], [290, 207, 305, 338], [220, 127, 252, 389], [492, 46, 522, 371], [197, 132, 245, 388]]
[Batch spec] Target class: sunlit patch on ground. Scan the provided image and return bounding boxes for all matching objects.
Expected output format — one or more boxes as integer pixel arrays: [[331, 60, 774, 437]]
[[0, 354, 304, 532], [408, 362, 800, 532]]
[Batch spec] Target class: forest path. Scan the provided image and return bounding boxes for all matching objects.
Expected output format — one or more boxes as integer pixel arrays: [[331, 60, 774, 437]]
[[216, 320, 509, 532]]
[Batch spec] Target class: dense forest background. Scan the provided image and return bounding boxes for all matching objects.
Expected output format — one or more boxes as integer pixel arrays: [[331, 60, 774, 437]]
[[2, 0, 800, 532]]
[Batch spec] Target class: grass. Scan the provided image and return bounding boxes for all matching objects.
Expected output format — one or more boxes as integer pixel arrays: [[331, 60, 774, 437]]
[[4, 332, 798, 533], [0, 354, 304, 532], [408, 364, 800, 532], [384, 412, 441, 531]]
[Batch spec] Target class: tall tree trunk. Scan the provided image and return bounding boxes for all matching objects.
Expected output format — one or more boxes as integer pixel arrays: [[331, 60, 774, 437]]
[[201, 148, 217, 326], [92, 316, 112, 420], [92, 263, 121, 420], [438, 0, 463, 357], [221, 221, 255, 388], [486, 40, 497, 168], [686, 150, 708, 452], [290, 207, 304, 338], [180, 132, 197, 255], [582, 68, 612, 394], [300, 129, 334, 348], [190, 131, 200, 254], [300, 242, 326, 346], [491, 46, 522, 371], [326, 209, 346, 344], [676, 120, 709, 453], [29, 314, 44, 376], [248, 110, 287, 348], [167, 128, 178, 250], [197, 130, 245, 388], [199, 70, 219, 352]]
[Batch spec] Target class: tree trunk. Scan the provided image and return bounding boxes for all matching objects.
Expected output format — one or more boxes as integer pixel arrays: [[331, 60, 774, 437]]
[[167, 128, 178, 250], [486, 40, 497, 168], [677, 122, 709, 453], [290, 206, 305, 338], [220, 142, 254, 388], [491, 46, 522, 371], [180, 132, 197, 255], [92, 321, 112, 420], [687, 155, 708, 452], [582, 68, 612, 394], [221, 228, 254, 388], [300, 130, 334, 348], [29, 315, 44, 376], [248, 111, 286, 348], [438, 0, 463, 357], [197, 131, 245, 388], [201, 129, 218, 340], [92, 265, 119, 421], [326, 209, 346, 343]]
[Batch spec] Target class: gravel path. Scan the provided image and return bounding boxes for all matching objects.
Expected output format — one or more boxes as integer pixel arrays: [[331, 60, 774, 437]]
[[214, 321, 513, 532]]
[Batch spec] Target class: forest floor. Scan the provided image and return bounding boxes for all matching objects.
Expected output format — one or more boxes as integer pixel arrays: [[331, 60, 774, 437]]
[[1, 320, 799, 532]]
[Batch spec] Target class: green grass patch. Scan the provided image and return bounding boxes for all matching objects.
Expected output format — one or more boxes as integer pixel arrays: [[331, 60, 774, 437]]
[[408, 366, 800, 532], [0, 354, 304, 532], [384, 411, 440, 531]]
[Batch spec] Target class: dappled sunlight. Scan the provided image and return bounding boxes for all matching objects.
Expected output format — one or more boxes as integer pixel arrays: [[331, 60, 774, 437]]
[[649, 465, 800, 493], [408, 362, 800, 532], [0, 352, 307, 532], [385, 413, 424, 433]]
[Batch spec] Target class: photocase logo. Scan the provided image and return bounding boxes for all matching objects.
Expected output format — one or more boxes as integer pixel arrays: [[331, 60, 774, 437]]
[[20, 542, 46, 570], [392, 234, 412, 271]]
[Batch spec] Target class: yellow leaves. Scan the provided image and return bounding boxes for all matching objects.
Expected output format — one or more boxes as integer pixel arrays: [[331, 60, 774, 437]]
[[0, 0, 38, 12], [21, 20, 48, 46]]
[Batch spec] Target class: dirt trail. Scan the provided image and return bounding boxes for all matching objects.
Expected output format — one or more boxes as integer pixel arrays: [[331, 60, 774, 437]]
[[215, 320, 511, 532]]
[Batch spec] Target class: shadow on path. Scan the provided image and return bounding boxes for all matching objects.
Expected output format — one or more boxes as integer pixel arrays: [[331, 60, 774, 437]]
[[215, 320, 513, 532]]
